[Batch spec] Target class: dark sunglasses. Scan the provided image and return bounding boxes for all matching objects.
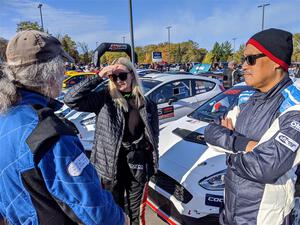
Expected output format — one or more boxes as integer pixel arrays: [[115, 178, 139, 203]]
[[241, 53, 266, 66], [108, 72, 130, 82]]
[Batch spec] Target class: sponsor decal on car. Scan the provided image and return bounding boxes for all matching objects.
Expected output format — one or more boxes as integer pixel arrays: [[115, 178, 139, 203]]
[[205, 194, 223, 207], [275, 132, 299, 152], [158, 106, 174, 119]]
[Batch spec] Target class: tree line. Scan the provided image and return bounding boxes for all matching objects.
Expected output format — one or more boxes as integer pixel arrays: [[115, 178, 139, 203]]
[[0, 21, 299, 66]]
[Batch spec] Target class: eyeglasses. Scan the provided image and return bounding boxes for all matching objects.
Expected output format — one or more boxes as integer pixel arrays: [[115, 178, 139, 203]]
[[108, 72, 130, 82], [241, 53, 266, 66]]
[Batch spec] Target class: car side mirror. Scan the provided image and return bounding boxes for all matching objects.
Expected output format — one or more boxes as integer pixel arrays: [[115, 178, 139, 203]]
[[168, 97, 177, 105]]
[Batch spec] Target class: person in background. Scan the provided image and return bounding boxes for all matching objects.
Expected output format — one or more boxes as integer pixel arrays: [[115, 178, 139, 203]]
[[205, 28, 299, 225], [223, 60, 240, 88], [0, 30, 127, 225], [64, 57, 159, 225], [211, 62, 220, 71]]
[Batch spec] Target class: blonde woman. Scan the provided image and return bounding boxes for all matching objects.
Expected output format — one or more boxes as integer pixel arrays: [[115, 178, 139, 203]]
[[64, 57, 159, 225]]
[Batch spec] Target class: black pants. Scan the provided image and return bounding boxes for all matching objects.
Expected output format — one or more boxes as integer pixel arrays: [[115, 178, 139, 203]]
[[101, 149, 148, 225]]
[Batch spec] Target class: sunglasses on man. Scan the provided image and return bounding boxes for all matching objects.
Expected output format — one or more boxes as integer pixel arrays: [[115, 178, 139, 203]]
[[241, 53, 266, 66], [108, 72, 131, 82]]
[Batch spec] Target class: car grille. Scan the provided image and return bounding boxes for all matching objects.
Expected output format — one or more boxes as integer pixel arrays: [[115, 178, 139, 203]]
[[150, 170, 193, 204]]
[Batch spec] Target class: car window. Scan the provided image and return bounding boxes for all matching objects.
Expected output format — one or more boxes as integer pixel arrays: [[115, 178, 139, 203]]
[[189, 87, 254, 122], [193, 80, 216, 95], [151, 80, 192, 104], [140, 79, 162, 94]]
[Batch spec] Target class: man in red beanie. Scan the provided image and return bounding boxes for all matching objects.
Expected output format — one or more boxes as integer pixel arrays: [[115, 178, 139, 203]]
[[205, 28, 299, 225]]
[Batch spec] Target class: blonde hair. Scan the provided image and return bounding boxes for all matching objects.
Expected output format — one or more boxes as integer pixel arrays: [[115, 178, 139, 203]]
[[108, 57, 144, 112]]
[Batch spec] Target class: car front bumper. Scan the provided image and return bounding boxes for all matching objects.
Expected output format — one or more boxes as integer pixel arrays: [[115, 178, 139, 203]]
[[147, 185, 219, 225]]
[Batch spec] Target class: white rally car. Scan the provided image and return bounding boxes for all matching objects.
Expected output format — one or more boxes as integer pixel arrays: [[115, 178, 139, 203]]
[[60, 74, 223, 151], [147, 84, 254, 225]]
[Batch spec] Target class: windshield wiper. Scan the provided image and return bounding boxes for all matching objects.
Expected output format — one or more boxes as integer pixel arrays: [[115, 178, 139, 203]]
[[172, 128, 206, 145]]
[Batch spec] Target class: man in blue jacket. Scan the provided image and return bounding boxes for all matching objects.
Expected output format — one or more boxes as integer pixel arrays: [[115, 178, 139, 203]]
[[205, 28, 300, 225], [0, 30, 126, 225]]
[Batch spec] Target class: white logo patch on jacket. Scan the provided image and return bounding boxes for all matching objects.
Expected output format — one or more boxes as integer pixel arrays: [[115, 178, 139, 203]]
[[67, 153, 89, 176], [290, 120, 300, 132], [275, 132, 299, 152]]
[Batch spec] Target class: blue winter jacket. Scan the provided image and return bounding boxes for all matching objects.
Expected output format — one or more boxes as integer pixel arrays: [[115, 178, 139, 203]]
[[0, 89, 124, 225]]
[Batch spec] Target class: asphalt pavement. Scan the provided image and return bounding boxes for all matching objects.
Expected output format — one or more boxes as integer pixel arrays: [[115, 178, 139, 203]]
[[145, 205, 168, 225]]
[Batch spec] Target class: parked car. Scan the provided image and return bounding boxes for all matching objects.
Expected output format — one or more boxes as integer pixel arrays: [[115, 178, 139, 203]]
[[137, 69, 160, 77], [165, 71, 193, 75], [146, 84, 254, 225], [62, 72, 96, 89], [61, 74, 223, 151], [141, 73, 223, 126]]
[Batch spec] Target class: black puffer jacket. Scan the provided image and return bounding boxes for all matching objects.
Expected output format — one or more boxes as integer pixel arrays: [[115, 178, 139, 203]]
[[64, 76, 159, 181]]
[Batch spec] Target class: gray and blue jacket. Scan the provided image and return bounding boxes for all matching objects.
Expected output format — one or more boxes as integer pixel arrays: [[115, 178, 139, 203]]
[[205, 76, 300, 225], [0, 89, 124, 225]]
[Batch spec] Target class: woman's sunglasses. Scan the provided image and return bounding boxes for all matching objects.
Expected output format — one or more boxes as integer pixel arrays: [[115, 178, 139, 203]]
[[241, 53, 266, 66], [108, 72, 130, 82]]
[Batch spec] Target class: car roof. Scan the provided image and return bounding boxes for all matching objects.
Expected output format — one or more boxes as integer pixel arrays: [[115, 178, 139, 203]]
[[137, 69, 158, 71], [66, 73, 95, 78], [142, 73, 220, 83]]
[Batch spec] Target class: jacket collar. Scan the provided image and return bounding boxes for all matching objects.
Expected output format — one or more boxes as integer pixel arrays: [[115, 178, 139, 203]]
[[19, 88, 63, 111], [252, 75, 292, 100]]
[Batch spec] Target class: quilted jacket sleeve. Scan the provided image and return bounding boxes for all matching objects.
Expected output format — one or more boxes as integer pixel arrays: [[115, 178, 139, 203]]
[[64, 75, 107, 113]]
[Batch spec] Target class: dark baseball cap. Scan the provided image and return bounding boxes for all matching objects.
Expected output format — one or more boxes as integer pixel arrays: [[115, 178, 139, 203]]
[[6, 29, 74, 67]]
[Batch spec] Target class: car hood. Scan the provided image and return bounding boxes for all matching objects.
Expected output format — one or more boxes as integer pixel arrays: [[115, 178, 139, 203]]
[[158, 116, 226, 183]]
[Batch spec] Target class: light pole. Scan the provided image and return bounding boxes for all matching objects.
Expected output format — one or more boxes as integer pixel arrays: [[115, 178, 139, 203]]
[[122, 36, 126, 43], [128, 0, 135, 64], [96, 42, 98, 48], [232, 37, 237, 52], [258, 3, 270, 31], [166, 26, 171, 64], [37, 4, 44, 31]]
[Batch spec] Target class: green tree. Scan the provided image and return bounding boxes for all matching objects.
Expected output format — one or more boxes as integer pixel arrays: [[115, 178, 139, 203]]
[[202, 52, 214, 64], [132, 40, 207, 64], [220, 41, 233, 62], [232, 44, 245, 64], [211, 42, 221, 63], [78, 42, 92, 64], [0, 37, 8, 62], [135, 47, 145, 64], [59, 34, 79, 62], [100, 52, 129, 64], [292, 33, 300, 62], [16, 21, 43, 32]]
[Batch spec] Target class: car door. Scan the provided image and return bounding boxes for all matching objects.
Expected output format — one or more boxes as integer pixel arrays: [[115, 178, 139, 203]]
[[149, 79, 198, 124], [192, 79, 219, 108]]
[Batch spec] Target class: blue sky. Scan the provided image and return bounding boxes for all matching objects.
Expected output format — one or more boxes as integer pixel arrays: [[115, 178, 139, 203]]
[[0, 0, 299, 51]]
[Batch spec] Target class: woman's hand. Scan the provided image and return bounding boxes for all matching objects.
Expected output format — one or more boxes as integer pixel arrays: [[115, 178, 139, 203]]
[[98, 65, 116, 79], [98, 64, 130, 79]]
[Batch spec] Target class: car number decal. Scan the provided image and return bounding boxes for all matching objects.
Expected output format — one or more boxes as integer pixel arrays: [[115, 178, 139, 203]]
[[158, 106, 174, 119]]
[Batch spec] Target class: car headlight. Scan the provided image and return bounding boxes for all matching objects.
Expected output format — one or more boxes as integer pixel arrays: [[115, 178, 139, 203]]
[[199, 169, 226, 191], [80, 116, 96, 128]]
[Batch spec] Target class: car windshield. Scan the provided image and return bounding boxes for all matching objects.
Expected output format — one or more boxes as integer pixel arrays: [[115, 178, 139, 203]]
[[189, 86, 253, 122], [140, 79, 162, 94]]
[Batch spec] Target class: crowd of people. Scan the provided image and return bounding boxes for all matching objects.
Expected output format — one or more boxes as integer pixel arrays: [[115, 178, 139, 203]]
[[0, 27, 300, 225]]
